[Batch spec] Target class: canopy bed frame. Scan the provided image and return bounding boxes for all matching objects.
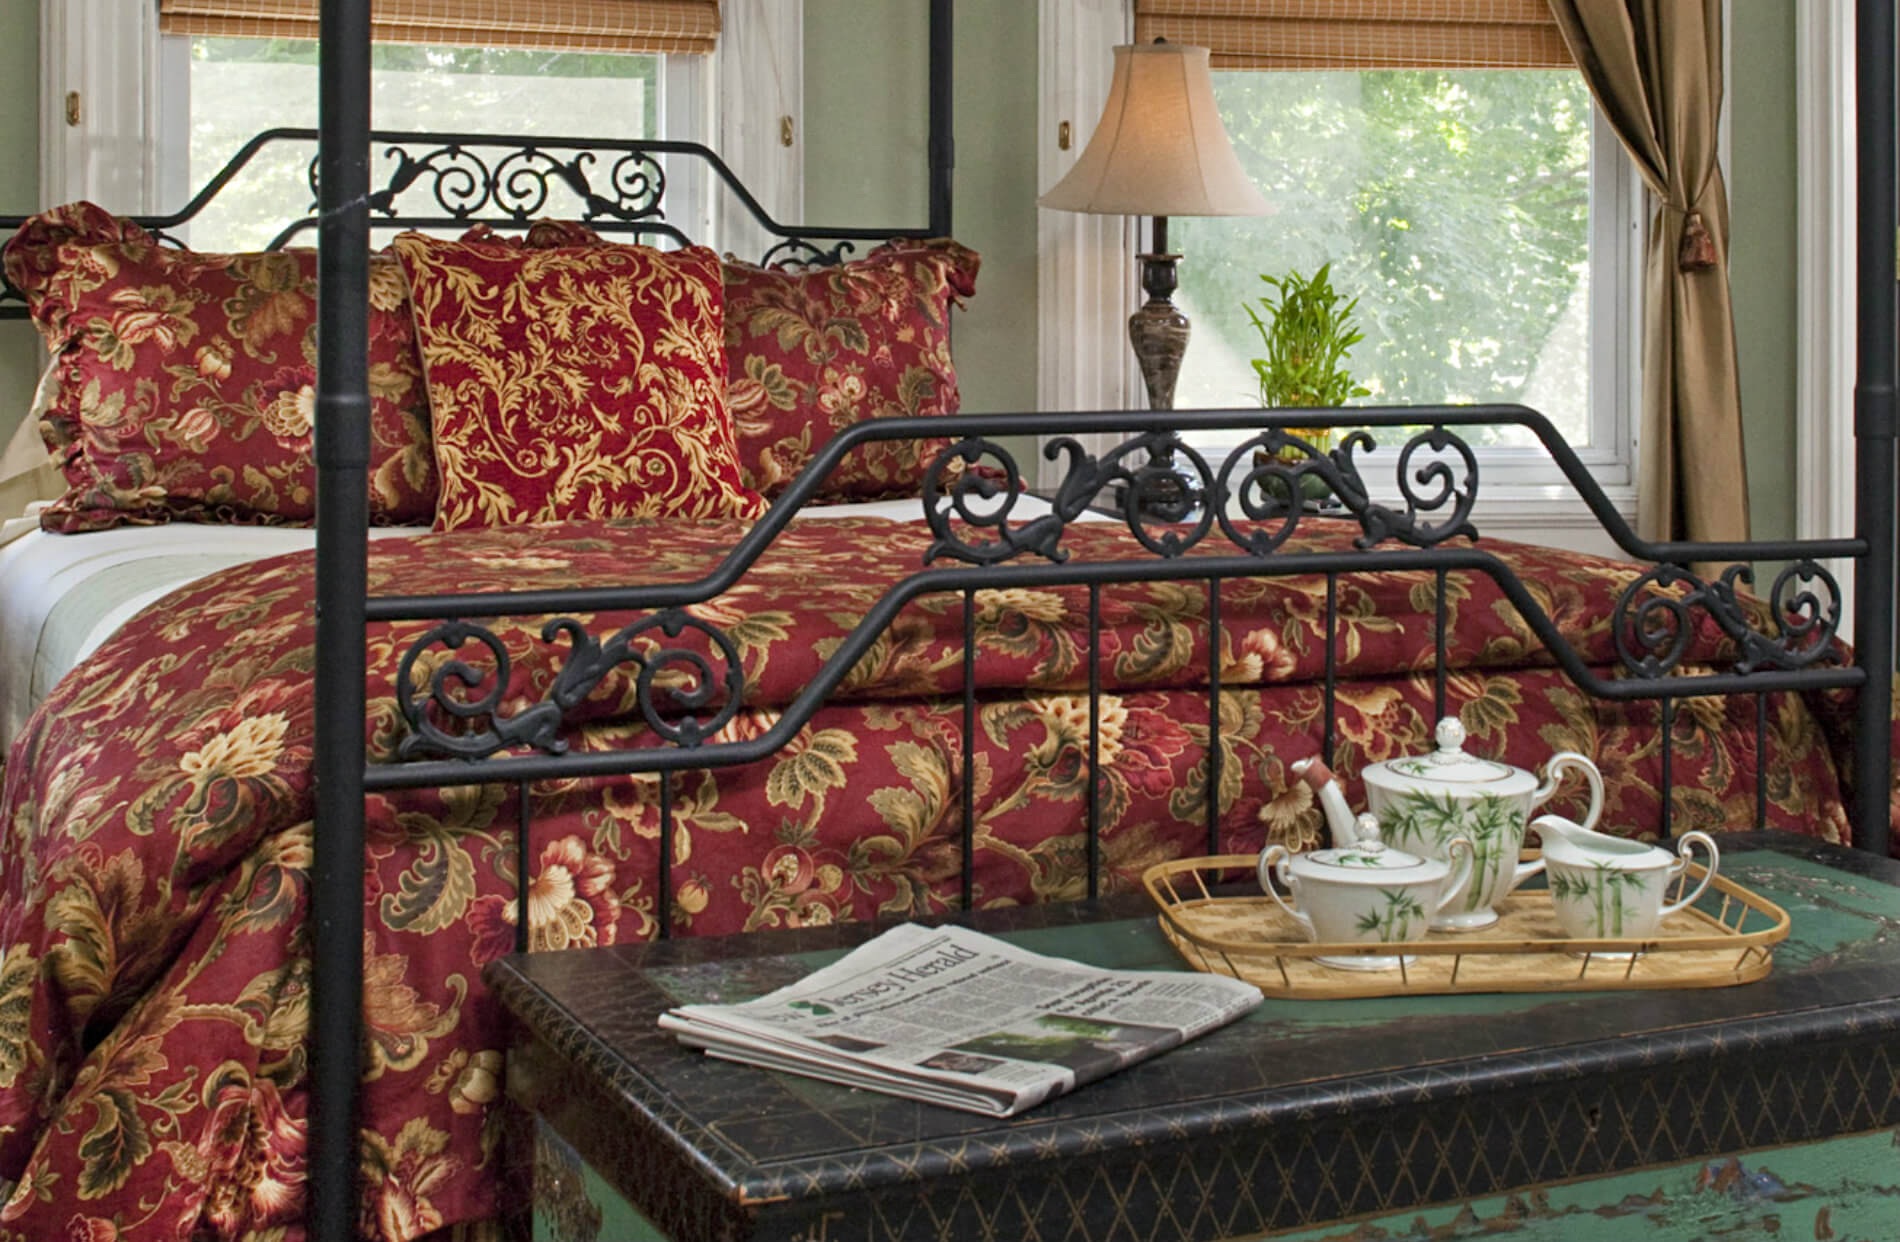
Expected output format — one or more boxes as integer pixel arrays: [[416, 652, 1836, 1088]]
[[0, 1, 1892, 1238], [305, 1, 1900, 1236]]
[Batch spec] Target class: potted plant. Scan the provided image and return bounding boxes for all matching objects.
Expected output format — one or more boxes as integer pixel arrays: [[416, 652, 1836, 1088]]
[[1244, 263, 1371, 461]]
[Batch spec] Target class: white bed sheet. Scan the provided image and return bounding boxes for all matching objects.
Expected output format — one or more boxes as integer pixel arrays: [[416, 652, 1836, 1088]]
[[0, 494, 1078, 752]]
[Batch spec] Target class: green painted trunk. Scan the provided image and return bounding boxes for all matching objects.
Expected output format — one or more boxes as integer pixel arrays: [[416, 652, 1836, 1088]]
[[1256, 1126, 1900, 1241]]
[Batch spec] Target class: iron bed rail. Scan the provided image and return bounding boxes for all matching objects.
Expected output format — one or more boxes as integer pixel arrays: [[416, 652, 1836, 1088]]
[[357, 404, 1869, 624]]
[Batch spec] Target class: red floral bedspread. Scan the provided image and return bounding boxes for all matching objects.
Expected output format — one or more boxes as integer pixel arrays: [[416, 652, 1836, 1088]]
[[0, 515, 1880, 1240]]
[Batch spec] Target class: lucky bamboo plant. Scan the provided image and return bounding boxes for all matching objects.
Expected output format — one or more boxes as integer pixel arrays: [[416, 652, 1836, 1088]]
[[1244, 263, 1371, 457]]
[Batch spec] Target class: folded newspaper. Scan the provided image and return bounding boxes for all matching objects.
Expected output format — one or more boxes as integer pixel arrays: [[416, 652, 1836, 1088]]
[[658, 923, 1263, 1116]]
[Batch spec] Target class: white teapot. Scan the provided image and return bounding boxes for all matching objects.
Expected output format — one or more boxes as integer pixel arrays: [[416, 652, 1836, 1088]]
[[1292, 717, 1604, 931], [1257, 815, 1475, 971]]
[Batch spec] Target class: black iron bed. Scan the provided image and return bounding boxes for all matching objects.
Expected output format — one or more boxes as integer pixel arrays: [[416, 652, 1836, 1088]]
[[0, 1, 1892, 1237]]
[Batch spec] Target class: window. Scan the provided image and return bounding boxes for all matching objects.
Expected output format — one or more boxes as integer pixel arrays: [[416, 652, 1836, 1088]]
[[157, 38, 684, 252], [1036, 8, 1648, 545], [1170, 68, 1639, 500]]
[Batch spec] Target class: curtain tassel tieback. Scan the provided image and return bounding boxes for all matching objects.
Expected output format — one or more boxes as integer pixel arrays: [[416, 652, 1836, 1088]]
[[1677, 209, 1718, 272]]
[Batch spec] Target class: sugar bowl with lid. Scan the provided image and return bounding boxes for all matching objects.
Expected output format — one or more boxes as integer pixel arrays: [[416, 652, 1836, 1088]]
[[1256, 814, 1475, 971]]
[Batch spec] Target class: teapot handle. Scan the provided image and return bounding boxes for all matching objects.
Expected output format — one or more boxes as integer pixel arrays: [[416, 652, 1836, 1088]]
[[1659, 832, 1721, 918], [1432, 836, 1478, 918], [1256, 846, 1315, 939], [1533, 752, 1605, 832]]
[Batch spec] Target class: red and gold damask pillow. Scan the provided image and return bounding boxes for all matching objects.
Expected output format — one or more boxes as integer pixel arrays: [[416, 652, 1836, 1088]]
[[723, 238, 980, 501], [1, 201, 439, 532], [391, 231, 765, 531]]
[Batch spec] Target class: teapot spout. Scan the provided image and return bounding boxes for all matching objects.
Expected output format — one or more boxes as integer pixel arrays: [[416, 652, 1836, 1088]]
[[1290, 756, 1361, 847]]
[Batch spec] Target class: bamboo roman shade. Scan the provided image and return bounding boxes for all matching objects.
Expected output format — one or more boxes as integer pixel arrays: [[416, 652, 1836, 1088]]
[[1134, 1, 1574, 70], [157, 0, 721, 55]]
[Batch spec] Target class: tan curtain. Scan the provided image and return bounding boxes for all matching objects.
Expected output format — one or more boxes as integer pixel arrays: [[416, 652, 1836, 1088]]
[[1132, 1, 1574, 70], [158, 0, 721, 56], [1547, 0, 1745, 543]]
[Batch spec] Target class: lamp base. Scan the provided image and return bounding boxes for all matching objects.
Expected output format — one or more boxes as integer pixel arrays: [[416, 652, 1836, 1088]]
[[1121, 250, 1199, 518], [1130, 252, 1188, 411]]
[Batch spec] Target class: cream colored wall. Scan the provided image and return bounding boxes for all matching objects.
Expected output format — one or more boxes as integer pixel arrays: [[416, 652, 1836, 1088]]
[[0, 0, 42, 454]]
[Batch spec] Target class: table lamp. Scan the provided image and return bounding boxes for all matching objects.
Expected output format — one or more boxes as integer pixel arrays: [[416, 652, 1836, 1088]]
[[1039, 40, 1270, 414]]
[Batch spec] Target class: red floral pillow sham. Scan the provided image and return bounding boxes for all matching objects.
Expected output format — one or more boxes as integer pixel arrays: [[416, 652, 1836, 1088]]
[[724, 238, 980, 501], [391, 231, 765, 531], [1, 201, 438, 532]]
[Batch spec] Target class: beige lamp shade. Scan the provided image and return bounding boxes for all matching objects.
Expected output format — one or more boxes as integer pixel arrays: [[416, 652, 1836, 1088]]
[[1040, 42, 1269, 218]]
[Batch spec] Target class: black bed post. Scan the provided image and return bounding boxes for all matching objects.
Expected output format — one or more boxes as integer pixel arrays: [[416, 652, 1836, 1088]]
[[310, 0, 372, 1237], [1855, 0, 1896, 858], [929, 0, 953, 237]]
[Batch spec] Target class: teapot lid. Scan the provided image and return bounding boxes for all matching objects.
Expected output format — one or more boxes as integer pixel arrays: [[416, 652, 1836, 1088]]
[[1378, 717, 1521, 786], [1302, 815, 1449, 883]]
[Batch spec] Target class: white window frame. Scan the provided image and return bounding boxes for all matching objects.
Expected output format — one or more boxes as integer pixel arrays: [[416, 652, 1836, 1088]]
[[1037, 1, 1648, 555], [40, 0, 164, 213], [48, 3, 803, 259], [1794, 0, 1855, 630]]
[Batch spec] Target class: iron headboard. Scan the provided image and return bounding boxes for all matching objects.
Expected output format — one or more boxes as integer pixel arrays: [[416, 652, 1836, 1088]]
[[0, 118, 956, 314]]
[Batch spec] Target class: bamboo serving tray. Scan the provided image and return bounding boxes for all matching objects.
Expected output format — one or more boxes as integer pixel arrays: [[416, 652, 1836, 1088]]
[[1142, 854, 1791, 998]]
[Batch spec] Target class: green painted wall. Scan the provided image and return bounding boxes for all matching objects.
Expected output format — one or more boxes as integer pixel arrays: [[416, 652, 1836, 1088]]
[[0, 0, 41, 452], [1727, 0, 1797, 543], [802, 4, 929, 228], [803, 0, 1038, 424]]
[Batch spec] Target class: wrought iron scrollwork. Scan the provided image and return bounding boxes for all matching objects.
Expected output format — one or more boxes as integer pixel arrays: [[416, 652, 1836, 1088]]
[[1112, 432, 1219, 557], [922, 423, 1483, 567], [1375, 427, 1480, 546], [922, 433, 1224, 566], [1752, 561, 1846, 672], [758, 237, 859, 269], [314, 141, 669, 225], [1612, 559, 1842, 679], [1216, 430, 1344, 555], [1214, 426, 1479, 550], [394, 610, 743, 761], [922, 437, 1070, 565]]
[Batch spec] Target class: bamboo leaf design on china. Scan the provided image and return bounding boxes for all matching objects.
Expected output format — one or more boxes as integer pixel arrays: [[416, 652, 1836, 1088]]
[[1549, 863, 1650, 936], [1379, 789, 1522, 912], [1352, 888, 1429, 942]]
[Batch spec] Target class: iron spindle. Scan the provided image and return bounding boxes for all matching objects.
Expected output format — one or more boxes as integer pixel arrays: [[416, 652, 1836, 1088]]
[[1660, 697, 1676, 841], [1207, 579, 1223, 856], [1088, 582, 1102, 900], [658, 774, 674, 940], [962, 589, 976, 912], [1434, 567, 1449, 722], [515, 781, 531, 954], [1756, 694, 1769, 830], [1323, 574, 1339, 769]]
